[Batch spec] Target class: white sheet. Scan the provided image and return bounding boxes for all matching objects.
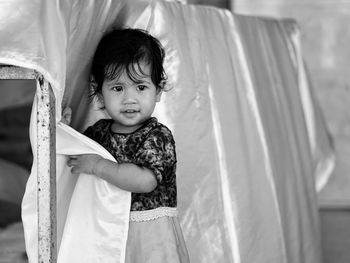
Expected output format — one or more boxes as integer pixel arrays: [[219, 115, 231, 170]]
[[22, 114, 130, 262]]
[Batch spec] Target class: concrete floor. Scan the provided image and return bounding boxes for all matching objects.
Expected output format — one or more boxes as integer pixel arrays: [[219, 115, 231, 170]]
[[0, 223, 27, 263], [0, 209, 349, 263], [320, 209, 350, 263]]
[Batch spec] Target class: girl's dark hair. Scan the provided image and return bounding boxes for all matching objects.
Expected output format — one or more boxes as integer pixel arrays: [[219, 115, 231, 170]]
[[90, 28, 167, 97]]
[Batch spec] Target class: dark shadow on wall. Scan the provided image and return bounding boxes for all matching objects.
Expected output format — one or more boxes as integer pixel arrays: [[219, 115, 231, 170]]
[[0, 79, 35, 229], [0, 104, 33, 171]]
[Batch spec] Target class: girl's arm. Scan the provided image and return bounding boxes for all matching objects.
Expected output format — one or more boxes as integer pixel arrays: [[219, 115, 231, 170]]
[[67, 154, 157, 193]]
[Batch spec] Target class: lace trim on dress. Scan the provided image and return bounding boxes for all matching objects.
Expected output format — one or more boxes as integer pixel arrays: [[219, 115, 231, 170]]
[[129, 207, 178, 222]]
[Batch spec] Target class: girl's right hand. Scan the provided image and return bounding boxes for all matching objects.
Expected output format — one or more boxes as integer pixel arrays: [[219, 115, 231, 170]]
[[67, 154, 103, 175]]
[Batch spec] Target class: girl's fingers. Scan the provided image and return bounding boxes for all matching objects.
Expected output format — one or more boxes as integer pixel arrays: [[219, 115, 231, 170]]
[[67, 158, 78, 166], [71, 167, 79, 174]]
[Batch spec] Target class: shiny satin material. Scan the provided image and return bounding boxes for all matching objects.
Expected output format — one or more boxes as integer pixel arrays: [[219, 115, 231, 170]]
[[0, 0, 334, 262]]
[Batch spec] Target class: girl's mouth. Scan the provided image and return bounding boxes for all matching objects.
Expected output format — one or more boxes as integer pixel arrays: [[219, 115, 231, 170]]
[[122, 109, 139, 113], [122, 109, 140, 118]]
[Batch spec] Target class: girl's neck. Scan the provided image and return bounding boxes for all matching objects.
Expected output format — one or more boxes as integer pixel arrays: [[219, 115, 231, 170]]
[[110, 118, 153, 135]]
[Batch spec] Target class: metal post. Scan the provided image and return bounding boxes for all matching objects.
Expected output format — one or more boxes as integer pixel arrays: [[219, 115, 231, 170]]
[[0, 65, 57, 262], [36, 73, 57, 263]]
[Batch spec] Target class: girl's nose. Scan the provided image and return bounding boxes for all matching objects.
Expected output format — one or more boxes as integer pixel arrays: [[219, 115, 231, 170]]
[[123, 87, 137, 103]]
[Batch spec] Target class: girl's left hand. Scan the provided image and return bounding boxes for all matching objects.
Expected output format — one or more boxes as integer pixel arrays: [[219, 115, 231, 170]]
[[67, 154, 103, 175]]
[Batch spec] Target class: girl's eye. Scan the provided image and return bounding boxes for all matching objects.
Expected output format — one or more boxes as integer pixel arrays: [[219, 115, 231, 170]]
[[137, 85, 147, 91], [112, 86, 123, 92]]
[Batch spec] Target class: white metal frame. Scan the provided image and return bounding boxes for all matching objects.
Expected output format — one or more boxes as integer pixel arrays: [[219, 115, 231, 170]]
[[0, 65, 57, 263]]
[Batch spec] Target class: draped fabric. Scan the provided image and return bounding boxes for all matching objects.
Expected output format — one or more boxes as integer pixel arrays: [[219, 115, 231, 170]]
[[233, 0, 350, 207], [0, 0, 334, 262]]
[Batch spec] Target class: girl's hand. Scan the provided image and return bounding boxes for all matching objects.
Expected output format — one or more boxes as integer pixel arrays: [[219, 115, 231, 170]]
[[61, 107, 72, 125], [67, 154, 103, 175]]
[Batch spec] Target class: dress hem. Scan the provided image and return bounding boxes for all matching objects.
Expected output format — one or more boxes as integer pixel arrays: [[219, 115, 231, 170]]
[[129, 207, 178, 222]]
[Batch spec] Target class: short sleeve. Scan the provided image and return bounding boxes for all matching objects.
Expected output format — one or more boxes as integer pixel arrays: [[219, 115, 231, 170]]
[[83, 126, 93, 138], [134, 127, 176, 183], [82, 119, 109, 143]]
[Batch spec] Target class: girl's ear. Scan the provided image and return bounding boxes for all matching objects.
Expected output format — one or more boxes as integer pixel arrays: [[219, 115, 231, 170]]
[[156, 81, 166, 102], [156, 89, 162, 102], [90, 75, 98, 92], [90, 75, 104, 105]]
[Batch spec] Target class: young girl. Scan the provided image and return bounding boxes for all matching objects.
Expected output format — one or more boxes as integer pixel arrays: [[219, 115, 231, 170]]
[[66, 28, 190, 263]]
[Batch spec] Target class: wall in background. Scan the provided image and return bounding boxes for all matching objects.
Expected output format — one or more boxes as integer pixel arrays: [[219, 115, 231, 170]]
[[298, 10, 350, 206]]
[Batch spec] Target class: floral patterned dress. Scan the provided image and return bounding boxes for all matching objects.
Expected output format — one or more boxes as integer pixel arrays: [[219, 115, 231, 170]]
[[84, 117, 190, 263]]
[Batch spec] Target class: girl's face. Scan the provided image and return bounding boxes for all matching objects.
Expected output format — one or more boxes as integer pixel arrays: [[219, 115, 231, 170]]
[[100, 62, 162, 134]]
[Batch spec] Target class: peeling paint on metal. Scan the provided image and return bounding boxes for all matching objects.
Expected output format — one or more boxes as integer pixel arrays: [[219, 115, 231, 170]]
[[36, 73, 57, 263]]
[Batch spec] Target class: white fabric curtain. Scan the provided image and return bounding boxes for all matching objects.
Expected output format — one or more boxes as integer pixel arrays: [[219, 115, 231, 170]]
[[0, 0, 334, 262], [233, 0, 350, 207]]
